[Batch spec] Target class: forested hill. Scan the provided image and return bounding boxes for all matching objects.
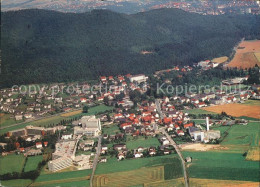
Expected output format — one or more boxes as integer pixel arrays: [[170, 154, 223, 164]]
[[1, 8, 260, 87]]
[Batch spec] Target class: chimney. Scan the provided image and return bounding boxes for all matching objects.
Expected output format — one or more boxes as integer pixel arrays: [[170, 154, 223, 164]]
[[206, 117, 209, 131]]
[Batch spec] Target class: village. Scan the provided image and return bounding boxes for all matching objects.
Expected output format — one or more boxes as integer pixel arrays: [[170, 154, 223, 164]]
[[0, 59, 259, 186]]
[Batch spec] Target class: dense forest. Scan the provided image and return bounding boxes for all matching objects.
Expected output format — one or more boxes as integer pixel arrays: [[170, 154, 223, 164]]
[[1, 8, 260, 87]]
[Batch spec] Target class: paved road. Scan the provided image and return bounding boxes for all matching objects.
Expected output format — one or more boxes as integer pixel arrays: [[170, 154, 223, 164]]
[[160, 128, 189, 187], [155, 99, 189, 187], [155, 99, 163, 120], [90, 136, 102, 187]]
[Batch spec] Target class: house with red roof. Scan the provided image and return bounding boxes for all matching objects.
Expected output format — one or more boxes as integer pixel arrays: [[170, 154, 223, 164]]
[[114, 113, 123, 119], [36, 142, 42, 149], [120, 123, 132, 130], [163, 117, 172, 124], [184, 123, 193, 129], [198, 102, 206, 108], [174, 124, 180, 130], [97, 96, 104, 101], [100, 76, 106, 82], [177, 130, 185, 136], [44, 142, 48, 147]]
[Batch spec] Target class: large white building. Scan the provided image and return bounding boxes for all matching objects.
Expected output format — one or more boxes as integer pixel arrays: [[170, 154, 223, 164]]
[[48, 156, 73, 172], [48, 140, 78, 172], [129, 74, 148, 83], [73, 116, 101, 137]]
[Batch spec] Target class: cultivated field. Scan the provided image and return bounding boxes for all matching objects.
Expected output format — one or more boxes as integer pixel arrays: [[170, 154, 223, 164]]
[[95, 155, 181, 175], [144, 178, 184, 187], [1, 179, 33, 187], [184, 108, 217, 115], [42, 179, 90, 187], [255, 52, 260, 62], [203, 103, 260, 119], [24, 155, 43, 172], [228, 40, 260, 69], [93, 166, 164, 187], [211, 56, 228, 64], [182, 151, 259, 182], [246, 146, 260, 161], [189, 178, 260, 187], [32, 169, 92, 186], [60, 110, 82, 117], [180, 143, 228, 152], [146, 178, 260, 187]]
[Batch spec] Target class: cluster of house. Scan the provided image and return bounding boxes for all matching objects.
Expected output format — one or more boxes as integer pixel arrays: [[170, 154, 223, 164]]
[[0, 83, 100, 120], [97, 74, 148, 106], [151, 1, 260, 15], [1, 125, 66, 156], [101, 139, 172, 161], [159, 97, 221, 142], [168, 87, 258, 107], [113, 101, 161, 137]]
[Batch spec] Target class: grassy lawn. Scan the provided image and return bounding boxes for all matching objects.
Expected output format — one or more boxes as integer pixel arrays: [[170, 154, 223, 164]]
[[0, 154, 26, 175], [242, 100, 260, 106], [102, 124, 120, 135], [95, 154, 180, 175], [191, 119, 206, 124], [35, 169, 92, 182], [182, 151, 259, 182], [126, 137, 160, 150], [211, 125, 231, 135], [221, 122, 259, 146], [24, 155, 43, 172], [86, 104, 113, 116], [76, 150, 92, 156], [0, 123, 28, 135], [43, 179, 90, 187], [1, 179, 32, 187], [0, 113, 23, 128], [184, 109, 216, 115]]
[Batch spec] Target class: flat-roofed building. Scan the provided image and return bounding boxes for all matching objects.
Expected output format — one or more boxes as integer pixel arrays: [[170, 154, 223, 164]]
[[52, 140, 77, 160], [26, 126, 44, 136], [129, 74, 148, 83], [48, 140, 78, 172], [48, 156, 73, 172], [8, 128, 26, 137], [73, 116, 101, 137]]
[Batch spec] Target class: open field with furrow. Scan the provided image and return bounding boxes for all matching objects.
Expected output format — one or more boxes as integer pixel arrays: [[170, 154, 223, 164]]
[[246, 146, 260, 161], [203, 103, 260, 119], [144, 178, 184, 187], [228, 40, 260, 69], [93, 166, 164, 187]]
